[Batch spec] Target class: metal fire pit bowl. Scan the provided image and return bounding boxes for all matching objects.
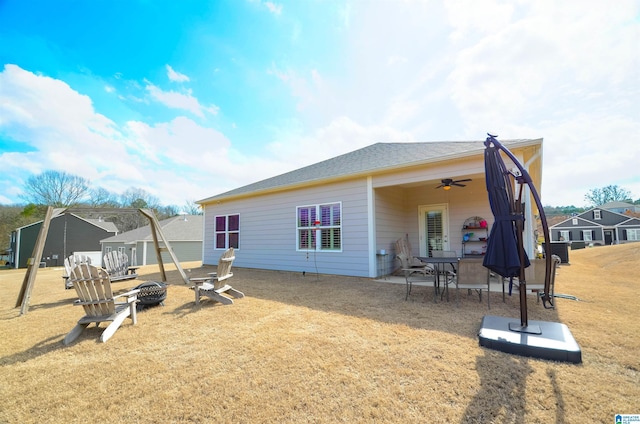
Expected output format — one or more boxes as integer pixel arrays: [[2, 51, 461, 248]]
[[134, 281, 167, 309]]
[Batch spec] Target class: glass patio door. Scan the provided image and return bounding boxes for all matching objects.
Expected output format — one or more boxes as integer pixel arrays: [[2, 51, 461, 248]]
[[418, 204, 450, 257]]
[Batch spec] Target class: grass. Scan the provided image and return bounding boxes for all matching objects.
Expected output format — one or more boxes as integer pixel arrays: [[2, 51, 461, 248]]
[[1, 244, 639, 423]]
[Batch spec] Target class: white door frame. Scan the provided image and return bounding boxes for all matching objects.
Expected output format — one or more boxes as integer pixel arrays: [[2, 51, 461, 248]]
[[418, 203, 450, 257]]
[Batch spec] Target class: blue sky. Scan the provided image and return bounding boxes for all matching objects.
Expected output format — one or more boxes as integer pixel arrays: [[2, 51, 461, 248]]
[[1, 0, 638, 208]]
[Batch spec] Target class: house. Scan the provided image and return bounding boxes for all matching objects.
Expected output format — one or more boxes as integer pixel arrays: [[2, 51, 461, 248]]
[[550, 206, 640, 246], [197, 139, 544, 278], [598, 201, 640, 215], [9, 212, 118, 268], [101, 214, 203, 266]]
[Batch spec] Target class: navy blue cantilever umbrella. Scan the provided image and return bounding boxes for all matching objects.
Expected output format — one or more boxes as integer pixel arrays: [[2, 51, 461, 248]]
[[482, 136, 530, 278]]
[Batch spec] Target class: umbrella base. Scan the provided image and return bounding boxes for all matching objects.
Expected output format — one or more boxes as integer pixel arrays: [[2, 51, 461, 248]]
[[478, 315, 582, 363]]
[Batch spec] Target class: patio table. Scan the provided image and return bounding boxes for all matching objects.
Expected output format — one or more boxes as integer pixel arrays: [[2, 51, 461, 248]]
[[416, 256, 459, 303]]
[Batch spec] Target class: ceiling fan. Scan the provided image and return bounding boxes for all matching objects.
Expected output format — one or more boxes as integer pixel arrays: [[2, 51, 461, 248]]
[[436, 178, 472, 190]]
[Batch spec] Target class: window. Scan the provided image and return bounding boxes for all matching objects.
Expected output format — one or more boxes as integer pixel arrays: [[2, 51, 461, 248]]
[[593, 210, 601, 220], [582, 230, 593, 242], [105, 246, 112, 253], [559, 230, 570, 241], [572, 218, 578, 225], [117, 246, 126, 254], [627, 229, 640, 241], [297, 203, 341, 251], [215, 214, 240, 249]]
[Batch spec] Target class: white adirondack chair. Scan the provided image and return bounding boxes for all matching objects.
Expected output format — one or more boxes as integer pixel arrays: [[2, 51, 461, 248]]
[[190, 248, 244, 306], [103, 250, 138, 282], [62, 254, 92, 289], [63, 263, 140, 344]]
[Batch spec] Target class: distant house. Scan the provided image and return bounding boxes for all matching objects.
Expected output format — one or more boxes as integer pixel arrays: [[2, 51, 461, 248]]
[[9, 213, 118, 268], [597, 201, 640, 215], [550, 206, 640, 246], [197, 139, 544, 278], [100, 215, 203, 266]]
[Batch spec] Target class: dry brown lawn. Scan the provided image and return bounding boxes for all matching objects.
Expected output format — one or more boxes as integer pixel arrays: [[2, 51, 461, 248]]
[[1, 244, 639, 423]]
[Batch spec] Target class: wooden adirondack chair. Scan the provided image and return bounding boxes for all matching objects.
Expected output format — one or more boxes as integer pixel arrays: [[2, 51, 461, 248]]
[[103, 250, 139, 282], [190, 248, 244, 306], [62, 254, 92, 289], [63, 263, 140, 344]]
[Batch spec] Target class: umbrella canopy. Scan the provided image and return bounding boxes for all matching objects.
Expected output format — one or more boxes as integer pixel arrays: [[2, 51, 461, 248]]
[[482, 139, 530, 277]]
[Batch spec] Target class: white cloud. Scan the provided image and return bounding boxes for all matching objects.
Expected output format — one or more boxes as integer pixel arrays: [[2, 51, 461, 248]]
[[166, 65, 190, 83], [265, 116, 415, 166], [145, 82, 219, 117], [323, 0, 640, 205], [0, 65, 227, 205], [0, 64, 119, 145], [248, 0, 282, 16], [264, 2, 282, 16]]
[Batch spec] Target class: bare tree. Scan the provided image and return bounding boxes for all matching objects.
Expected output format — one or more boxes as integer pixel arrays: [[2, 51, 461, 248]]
[[88, 187, 120, 207], [20, 171, 90, 207], [584, 185, 632, 207], [120, 187, 160, 210], [117, 187, 162, 231], [183, 200, 202, 215]]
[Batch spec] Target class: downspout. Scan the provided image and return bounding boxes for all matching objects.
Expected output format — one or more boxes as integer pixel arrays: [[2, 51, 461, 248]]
[[367, 176, 376, 278], [143, 240, 148, 266], [15, 229, 21, 269]]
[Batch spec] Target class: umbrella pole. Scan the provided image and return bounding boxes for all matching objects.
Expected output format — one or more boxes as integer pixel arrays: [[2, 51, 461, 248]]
[[515, 192, 528, 328]]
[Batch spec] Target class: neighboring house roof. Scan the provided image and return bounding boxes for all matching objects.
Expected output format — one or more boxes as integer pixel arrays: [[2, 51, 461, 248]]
[[13, 213, 118, 233], [598, 201, 639, 213], [83, 218, 119, 233], [100, 215, 203, 243], [599, 201, 633, 209], [198, 139, 541, 203]]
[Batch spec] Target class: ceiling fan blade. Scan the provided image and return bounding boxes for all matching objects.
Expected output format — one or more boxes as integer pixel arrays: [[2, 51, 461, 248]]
[[435, 184, 445, 189], [455, 178, 472, 183], [452, 183, 466, 187]]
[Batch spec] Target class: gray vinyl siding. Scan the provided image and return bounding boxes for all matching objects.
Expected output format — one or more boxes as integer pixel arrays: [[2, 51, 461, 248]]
[[156, 241, 202, 264], [552, 227, 601, 241], [586, 209, 628, 226], [374, 186, 406, 275], [104, 240, 202, 266], [203, 178, 371, 277]]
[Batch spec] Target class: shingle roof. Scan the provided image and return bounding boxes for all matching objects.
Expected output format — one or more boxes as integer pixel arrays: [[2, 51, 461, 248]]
[[199, 139, 538, 203], [101, 215, 203, 243], [599, 201, 635, 209], [14, 212, 119, 233], [85, 218, 119, 233]]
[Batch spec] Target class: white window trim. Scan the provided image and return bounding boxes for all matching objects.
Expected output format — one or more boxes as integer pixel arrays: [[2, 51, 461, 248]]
[[582, 230, 593, 242], [627, 229, 640, 241], [572, 218, 578, 225], [593, 210, 601, 220], [296, 202, 342, 252], [559, 230, 570, 241], [215, 213, 240, 250]]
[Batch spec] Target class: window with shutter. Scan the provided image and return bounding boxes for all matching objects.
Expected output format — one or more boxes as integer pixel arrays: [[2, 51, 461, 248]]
[[297, 203, 342, 251]]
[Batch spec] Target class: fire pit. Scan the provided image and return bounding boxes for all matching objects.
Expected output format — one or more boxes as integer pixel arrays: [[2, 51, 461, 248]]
[[134, 281, 167, 309]]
